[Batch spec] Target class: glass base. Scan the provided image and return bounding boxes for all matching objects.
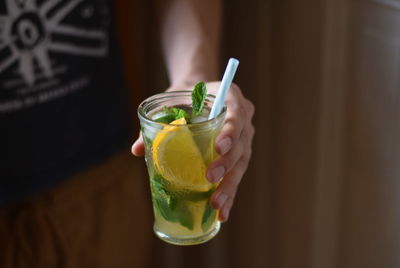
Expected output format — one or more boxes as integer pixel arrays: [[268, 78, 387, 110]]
[[154, 221, 221, 246]]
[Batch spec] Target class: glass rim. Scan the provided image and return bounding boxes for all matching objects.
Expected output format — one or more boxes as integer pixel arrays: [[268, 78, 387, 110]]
[[137, 90, 227, 127]]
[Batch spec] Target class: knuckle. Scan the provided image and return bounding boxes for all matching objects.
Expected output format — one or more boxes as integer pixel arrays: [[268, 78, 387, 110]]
[[222, 198, 235, 213], [248, 101, 255, 117], [218, 161, 231, 175], [245, 143, 253, 158], [222, 122, 238, 141], [227, 198, 235, 209], [226, 180, 239, 196], [227, 169, 245, 189], [240, 153, 250, 168], [225, 122, 242, 143], [239, 154, 247, 165], [230, 101, 240, 114], [249, 124, 255, 137], [231, 83, 241, 93], [243, 99, 254, 117], [221, 180, 237, 196], [238, 104, 247, 119], [223, 170, 241, 189], [224, 150, 241, 171], [248, 149, 253, 160]]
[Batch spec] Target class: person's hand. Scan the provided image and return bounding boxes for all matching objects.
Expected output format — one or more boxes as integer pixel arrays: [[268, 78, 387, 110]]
[[203, 82, 255, 222], [131, 81, 255, 222]]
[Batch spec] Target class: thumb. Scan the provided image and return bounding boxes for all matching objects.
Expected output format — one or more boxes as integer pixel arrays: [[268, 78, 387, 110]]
[[131, 134, 145, 156]]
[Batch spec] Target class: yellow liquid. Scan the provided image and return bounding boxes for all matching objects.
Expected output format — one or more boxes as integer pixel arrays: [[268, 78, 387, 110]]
[[154, 199, 209, 236], [153, 196, 220, 245], [144, 114, 222, 245], [148, 166, 220, 245]]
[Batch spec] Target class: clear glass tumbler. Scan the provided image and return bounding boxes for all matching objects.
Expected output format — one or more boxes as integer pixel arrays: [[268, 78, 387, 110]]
[[138, 91, 226, 245]]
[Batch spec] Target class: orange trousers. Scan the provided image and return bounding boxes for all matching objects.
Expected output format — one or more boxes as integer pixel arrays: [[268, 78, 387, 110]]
[[0, 151, 153, 268]]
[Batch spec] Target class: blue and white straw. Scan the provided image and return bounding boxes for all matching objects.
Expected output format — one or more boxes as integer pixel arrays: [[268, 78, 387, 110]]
[[208, 58, 240, 120]]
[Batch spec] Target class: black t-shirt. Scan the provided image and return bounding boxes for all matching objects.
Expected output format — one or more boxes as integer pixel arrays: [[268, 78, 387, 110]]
[[0, 0, 131, 203]]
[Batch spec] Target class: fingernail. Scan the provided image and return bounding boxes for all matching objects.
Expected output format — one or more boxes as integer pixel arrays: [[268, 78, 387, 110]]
[[222, 206, 231, 222], [207, 166, 225, 183], [215, 192, 228, 209], [217, 137, 232, 155]]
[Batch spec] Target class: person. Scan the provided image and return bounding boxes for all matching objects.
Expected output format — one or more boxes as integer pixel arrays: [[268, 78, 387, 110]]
[[0, 0, 255, 267]]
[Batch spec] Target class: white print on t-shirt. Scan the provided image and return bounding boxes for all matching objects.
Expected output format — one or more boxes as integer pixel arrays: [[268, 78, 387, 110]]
[[0, 0, 108, 86], [0, 76, 89, 113]]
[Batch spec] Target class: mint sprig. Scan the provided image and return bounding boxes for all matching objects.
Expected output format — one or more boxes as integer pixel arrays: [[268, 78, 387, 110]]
[[150, 174, 195, 230], [153, 107, 189, 123], [150, 173, 216, 231], [153, 82, 207, 124], [191, 82, 207, 116], [170, 107, 189, 121]]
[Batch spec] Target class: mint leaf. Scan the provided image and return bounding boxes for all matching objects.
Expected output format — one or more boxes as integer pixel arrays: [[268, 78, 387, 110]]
[[192, 82, 207, 116], [201, 201, 217, 232], [152, 173, 170, 188], [153, 195, 176, 222], [151, 177, 167, 195], [171, 108, 189, 121], [151, 175, 176, 222], [154, 113, 176, 124], [153, 108, 176, 123], [174, 202, 194, 230], [154, 107, 189, 123], [152, 190, 177, 222], [150, 174, 194, 230]]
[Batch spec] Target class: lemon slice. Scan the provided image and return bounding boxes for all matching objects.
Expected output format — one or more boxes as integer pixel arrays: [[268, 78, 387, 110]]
[[152, 117, 211, 192]]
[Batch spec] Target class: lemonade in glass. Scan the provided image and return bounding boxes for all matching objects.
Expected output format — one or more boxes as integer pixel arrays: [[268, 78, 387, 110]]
[[137, 85, 226, 245]]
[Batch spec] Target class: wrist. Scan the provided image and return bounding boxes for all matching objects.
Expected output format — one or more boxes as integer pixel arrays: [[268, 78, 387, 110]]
[[167, 75, 217, 92]]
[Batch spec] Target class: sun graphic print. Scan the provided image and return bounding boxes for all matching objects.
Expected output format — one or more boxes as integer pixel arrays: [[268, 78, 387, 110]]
[[0, 0, 109, 86]]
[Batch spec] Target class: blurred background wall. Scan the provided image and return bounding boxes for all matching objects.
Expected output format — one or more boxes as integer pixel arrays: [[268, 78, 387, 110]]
[[115, 0, 400, 267]]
